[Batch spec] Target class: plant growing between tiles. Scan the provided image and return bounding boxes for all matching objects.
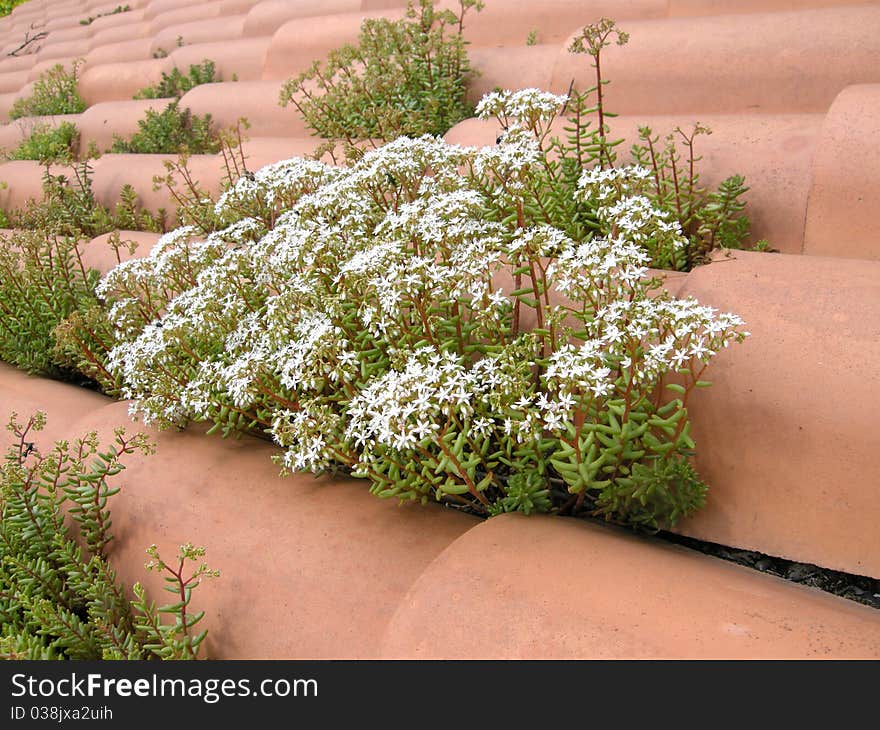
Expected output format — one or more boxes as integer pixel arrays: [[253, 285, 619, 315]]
[[79, 4, 130, 27], [0, 160, 165, 383], [0, 412, 217, 659], [284, 10, 754, 267], [0, 225, 103, 378], [9, 60, 86, 120], [0, 121, 252, 385], [478, 19, 754, 271], [110, 61, 229, 155], [4, 120, 80, 163], [280, 0, 483, 149], [110, 102, 221, 155], [135, 60, 223, 100], [65, 94, 747, 530], [4, 58, 223, 158], [6, 159, 165, 237]]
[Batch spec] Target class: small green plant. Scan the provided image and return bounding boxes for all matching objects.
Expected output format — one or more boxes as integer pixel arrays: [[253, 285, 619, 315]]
[[135, 60, 221, 100], [6, 121, 80, 163], [0, 0, 29, 18], [10, 160, 161, 238], [12, 161, 114, 238], [569, 19, 750, 263], [280, 0, 483, 147], [79, 4, 130, 26], [152, 36, 185, 60], [630, 128, 751, 267], [0, 162, 161, 383], [9, 61, 87, 120], [526, 29, 538, 46], [110, 101, 220, 155], [7, 159, 165, 238], [0, 412, 218, 660], [114, 183, 168, 232], [135, 543, 220, 659], [0, 227, 100, 378]]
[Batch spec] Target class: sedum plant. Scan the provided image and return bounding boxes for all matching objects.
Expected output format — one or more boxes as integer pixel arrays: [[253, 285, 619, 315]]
[[280, 0, 482, 147], [84, 95, 748, 530], [135, 60, 222, 100], [0, 124, 249, 388], [0, 227, 101, 378], [551, 18, 751, 267], [9, 60, 87, 120], [8, 159, 164, 238], [0, 412, 218, 660], [110, 101, 221, 155], [6, 121, 80, 163], [0, 160, 161, 386], [0, 222, 140, 392]]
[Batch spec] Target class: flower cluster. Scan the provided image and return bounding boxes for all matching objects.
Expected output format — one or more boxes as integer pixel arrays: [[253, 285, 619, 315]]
[[475, 88, 568, 133], [83, 91, 747, 530]]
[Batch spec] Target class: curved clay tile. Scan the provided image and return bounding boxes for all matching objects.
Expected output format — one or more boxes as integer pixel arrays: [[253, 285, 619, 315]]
[[148, 1, 226, 35], [89, 152, 221, 221], [82, 229, 160, 273], [804, 84, 880, 260], [88, 20, 153, 48], [83, 7, 148, 36], [31, 24, 91, 46], [0, 159, 48, 210], [669, 0, 880, 17], [179, 79, 305, 137], [378, 514, 880, 658], [447, 0, 666, 46], [0, 55, 39, 74], [360, 0, 410, 6], [550, 5, 880, 115], [29, 37, 91, 64], [78, 97, 173, 150], [167, 37, 270, 82], [243, 0, 364, 37], [0, 69, 29, 94], [78, 56, 174, 105], [151, 14, 247, 52], [262, 9, 402, 80], [467, 45, 560, 102], [240, 136, 327, 168], [677, 250, 880, 578], [42, 14, 90, 34], [143, 0, 205, 22], [84, 37, 154, 66]]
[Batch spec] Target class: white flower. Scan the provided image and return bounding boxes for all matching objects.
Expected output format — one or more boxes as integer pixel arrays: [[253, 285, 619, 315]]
[[475, 88, 568, 126]]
